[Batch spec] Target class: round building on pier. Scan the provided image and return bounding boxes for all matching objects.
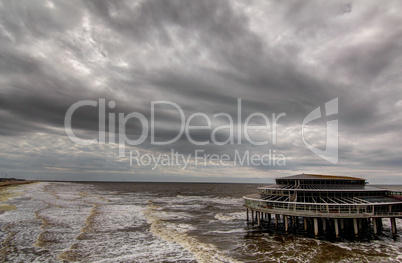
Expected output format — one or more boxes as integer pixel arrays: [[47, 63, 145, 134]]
[[243, 174, 402, 238]]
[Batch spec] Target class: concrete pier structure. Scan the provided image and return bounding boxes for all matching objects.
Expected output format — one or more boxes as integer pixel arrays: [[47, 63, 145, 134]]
[[373, 218, 378, 237], [322, 218, 327, 234], [284, 216, 289, 233], [314, 218, 319, 238], [391, 217, 397, 238], [303, 217, 308, 233], [244, 174, 402, 239], [353, 218, 359, 237], [334, 219, 340, 238]]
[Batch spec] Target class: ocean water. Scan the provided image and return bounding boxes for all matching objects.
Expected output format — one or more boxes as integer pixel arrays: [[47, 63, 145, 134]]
[[1, 182, 402, 262]]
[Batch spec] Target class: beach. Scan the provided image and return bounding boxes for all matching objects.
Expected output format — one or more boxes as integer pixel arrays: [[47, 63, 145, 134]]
[[0, 180, 33, 188]]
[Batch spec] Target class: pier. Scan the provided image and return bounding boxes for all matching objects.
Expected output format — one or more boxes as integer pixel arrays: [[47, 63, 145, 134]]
[[244, 174, 402, 239]]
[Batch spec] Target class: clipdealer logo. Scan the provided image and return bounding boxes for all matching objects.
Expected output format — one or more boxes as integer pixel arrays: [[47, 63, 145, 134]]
[[64, 98, 338, 168], [64, 99, 285, 154], [302, 98, 338, 164]]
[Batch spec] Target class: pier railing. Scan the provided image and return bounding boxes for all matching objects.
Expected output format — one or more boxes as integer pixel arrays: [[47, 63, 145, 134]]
[[244, 197, 402, 218]]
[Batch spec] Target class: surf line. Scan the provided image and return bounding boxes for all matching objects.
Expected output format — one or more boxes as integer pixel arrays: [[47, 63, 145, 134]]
[[58, 200, 98, 261], [34, 203, 53, 247], [143, 203, 241, 263], [0, 223, 17, 261], [58, 191, 109, 261]]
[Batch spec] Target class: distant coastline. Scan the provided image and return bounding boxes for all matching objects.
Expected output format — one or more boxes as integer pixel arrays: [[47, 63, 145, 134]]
[[0, 180, 33, 188]]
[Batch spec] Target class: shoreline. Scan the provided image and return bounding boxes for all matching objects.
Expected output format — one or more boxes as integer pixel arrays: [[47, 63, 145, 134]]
[[0, 181, 34, 214], [0, 180, 33, 188]]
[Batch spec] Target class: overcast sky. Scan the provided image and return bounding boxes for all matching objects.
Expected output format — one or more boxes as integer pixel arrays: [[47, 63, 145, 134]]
[[1, 0, 402, 183]]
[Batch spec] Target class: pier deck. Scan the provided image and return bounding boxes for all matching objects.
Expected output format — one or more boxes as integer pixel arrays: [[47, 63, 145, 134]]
[[244, 174, 402, 238]]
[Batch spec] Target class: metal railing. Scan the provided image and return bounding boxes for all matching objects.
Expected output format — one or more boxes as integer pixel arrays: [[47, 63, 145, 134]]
[[244, 198, 402, 218]]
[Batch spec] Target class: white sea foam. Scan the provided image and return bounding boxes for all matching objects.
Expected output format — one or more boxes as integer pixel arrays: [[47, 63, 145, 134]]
[[214, 212, 245, 222], [209, 229, 245, 234], [2, 182, 402, 262], [166, 195, 242, 206], [156, 210, 194, 220], [215, 213, 235, 221], [144, 203, 241, 263], [1, 182, 197, 262]]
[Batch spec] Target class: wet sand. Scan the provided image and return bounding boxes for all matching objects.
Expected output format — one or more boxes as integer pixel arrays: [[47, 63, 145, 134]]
[[0, 181, 33, 213], [0, 180, 33, 188]]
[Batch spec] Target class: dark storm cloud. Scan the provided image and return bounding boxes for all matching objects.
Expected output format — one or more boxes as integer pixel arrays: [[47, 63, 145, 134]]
[[1, 0, 402, 181]]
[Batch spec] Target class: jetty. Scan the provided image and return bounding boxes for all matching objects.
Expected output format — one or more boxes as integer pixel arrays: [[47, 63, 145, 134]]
[[244, 174, 402, 238]]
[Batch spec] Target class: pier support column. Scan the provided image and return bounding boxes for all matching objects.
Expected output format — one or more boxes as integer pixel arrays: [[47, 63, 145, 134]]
[[268, 213, 271, 225], [284, 216, 289, 233], [251, 210, 254, 224], [391, 217, 397, 238], [379, 218, 383, 232], [353, 218, 359, 237], [372, 218, 378, 237], [334, 219, 340, 238], [340, 219, 344, 231], [304, 217, 308, 233], [358, 219, 362, 230], [246, 209, 249, 222], [275, 214, 279, 228], [322, 218, 327, 234], [314, 218, 319, 238], [257, 212, 261, 226]]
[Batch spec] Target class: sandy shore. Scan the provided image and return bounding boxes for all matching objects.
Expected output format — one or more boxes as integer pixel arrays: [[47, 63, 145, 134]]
[[0, 180, 33, 187], [0, 181, 34, 213]]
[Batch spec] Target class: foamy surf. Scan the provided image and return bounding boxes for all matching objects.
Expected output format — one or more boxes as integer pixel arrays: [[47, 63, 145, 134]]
[[144, 203, 241, 263], [1, 182, 402, 262], [214, 212, 245, 222]]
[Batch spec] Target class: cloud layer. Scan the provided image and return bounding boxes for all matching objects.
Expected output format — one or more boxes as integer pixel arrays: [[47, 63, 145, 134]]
[[1, 0, 402, 183]]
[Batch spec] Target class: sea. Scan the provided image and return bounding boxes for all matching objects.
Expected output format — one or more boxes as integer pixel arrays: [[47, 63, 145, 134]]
[[1, 182, 402, 262]]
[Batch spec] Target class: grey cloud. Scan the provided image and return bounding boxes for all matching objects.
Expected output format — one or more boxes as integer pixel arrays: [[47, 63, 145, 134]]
[[0, 0, 402, 181]]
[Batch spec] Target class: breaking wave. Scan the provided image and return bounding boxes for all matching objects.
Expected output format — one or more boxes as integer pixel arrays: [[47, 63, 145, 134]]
[[144, 203, 241, 263]]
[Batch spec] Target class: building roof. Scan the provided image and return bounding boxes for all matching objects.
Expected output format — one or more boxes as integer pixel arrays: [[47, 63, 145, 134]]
[[258, 185, 381, 191], [276, 174, 365, 181]]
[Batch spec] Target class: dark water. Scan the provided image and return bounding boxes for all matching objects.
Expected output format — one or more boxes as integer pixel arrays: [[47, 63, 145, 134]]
[[0, 182, 401, 262]]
